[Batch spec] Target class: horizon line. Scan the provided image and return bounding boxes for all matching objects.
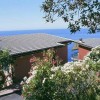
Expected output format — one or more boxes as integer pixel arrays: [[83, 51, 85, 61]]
[[0, 28, 88, 32]]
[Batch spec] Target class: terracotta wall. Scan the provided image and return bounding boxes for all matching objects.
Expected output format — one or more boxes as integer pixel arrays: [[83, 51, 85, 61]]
[[14, 46, 67, 80], [14, 52, 43, 80], [56, 46, 67, 63], [78, 45, 91, 60]]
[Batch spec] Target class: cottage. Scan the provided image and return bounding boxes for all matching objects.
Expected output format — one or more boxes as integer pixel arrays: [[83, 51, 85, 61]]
[[0, 33, 71, 80], [73, 38, 100, 60]]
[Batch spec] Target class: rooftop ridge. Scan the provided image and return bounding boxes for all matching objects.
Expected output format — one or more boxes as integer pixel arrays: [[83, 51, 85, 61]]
[[73, 38, 100, 49]]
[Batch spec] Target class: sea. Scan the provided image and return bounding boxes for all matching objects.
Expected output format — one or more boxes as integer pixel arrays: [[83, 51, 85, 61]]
[[0, 29, 100, 62]]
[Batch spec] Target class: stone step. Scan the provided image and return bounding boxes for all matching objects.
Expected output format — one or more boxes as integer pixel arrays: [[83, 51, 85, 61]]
[[0, 88, 20, 96]]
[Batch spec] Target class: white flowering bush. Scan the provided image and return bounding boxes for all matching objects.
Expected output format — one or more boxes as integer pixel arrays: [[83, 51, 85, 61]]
[[22, 47, 100, 100], [0, 50, 14, 89], [84, 46, 100, 71], [0, 70, 5, 89]]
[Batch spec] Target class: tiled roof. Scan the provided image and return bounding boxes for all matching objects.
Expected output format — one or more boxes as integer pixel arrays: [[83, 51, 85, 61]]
[[0, 33, 71, 55], [75, 38, 100, 48]]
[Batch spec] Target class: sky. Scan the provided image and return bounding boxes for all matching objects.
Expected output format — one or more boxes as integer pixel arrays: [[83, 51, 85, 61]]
[[0, 0, 67, 31]]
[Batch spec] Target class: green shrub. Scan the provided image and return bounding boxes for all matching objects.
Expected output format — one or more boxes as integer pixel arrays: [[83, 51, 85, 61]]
[[0, 50, 14, 89], [0, 71, 5, 90], [22, 47, 100, 100], [84, 46, 100, 71]]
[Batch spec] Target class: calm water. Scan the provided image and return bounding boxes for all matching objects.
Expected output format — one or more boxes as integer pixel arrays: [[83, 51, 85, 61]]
[[0, 29, 100, 61]]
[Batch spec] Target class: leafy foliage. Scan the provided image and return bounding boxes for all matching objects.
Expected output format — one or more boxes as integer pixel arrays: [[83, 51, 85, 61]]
[[0, 70, 5, 90], [41, 0, 100, 33], [0, 50, 13, 70], [84, 46, 100, 71], [0, 50, 13, 89], [22, 47, 100, 100]]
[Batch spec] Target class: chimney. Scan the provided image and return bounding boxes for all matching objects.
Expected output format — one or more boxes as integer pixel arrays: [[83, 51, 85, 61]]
[[79, 38, 84, 43]]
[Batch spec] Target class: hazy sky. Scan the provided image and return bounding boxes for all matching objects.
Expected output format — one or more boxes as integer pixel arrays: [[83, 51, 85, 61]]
[[0, 0, 67, 31]]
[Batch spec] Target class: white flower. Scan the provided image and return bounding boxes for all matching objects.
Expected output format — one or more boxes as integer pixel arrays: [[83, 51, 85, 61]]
[[82, 68, 86, 71], [20, 81, 24, 85], [86, 64, 89, 69], [97, 59, 100, 63], [26, 70, 37, 83], [51, 66, 59, 72], [50, 74, 54, 79], [31, 70, 37, 75], [96, 50, 99, 54], [42, 78, 46, 84], [84, 56, 90, 61], [26, 75, 35, 83], [23, 76, 27, 81], [61, 62, 74, 73]]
